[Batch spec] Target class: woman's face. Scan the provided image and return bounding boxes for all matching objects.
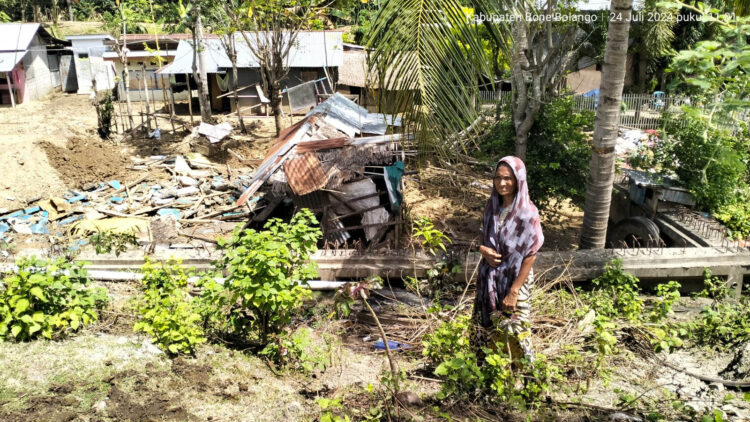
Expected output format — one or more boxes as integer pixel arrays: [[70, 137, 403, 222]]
[[494, 164, 516, 198]]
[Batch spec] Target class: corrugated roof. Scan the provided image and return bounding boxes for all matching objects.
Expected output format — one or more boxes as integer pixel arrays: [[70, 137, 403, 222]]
[[0, 23, 56, 72], [0, 23, 41, 52], [283, 153, 328, 196], [158, 31, 343, 75], [0, 51, 24, 72]]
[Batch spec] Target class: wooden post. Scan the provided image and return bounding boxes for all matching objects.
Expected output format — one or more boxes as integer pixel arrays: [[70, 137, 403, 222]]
[[6, 72, 15, 107], [141, 65, 152, 132], [164, 75, 176, 133], [186, 73, 194, 125]]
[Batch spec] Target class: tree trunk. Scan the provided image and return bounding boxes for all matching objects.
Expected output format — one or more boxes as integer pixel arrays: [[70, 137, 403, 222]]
[[511, 21, 531, 160], [67, 0, 74, 21], [120, 11, 134, 131], [580, 0, 634, 249], [228, 36, 247, 133], [637, 52, 648, 93], [194, 4, 212, 123]]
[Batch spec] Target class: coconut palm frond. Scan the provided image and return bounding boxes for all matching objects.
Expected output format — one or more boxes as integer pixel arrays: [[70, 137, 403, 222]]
[[366, 0, 511, 158]]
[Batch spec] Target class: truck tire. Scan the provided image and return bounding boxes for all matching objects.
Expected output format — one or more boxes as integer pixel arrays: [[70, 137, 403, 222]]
[[607, 216, 661, 248]]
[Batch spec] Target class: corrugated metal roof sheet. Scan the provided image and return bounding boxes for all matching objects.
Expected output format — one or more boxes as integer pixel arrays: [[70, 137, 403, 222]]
[[284, 153, 328, 196], [0, 51, 24, 72], [158, 31, 343, 75], [307, 93, 402, 135], [0, 23, 40, 52]]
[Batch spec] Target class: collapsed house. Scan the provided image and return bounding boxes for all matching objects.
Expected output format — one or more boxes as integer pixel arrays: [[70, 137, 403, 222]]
[[236, 93, 407, 247]]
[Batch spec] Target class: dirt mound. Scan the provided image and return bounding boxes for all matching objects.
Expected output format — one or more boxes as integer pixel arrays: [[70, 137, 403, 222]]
[[42, 138, 130, 189]]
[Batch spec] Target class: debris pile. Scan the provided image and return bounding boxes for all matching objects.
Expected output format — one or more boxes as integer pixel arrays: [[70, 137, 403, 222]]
[[236, 93, 409, 247], [0, 94, 410, 256], [0, 153, 258, 253]]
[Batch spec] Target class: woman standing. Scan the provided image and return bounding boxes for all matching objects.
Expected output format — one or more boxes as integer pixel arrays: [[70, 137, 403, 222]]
[[474, 156, 544, 362]]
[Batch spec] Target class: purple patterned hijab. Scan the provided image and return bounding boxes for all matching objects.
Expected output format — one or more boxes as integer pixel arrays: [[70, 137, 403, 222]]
[[476, 156, 544, 326]]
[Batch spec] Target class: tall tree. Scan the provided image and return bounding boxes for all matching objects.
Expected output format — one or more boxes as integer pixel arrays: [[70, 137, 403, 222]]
[[505, 1, 578, 159], [579, 0, 633, 249], [367, 0, 501, 157], [192, 0, 212, 123], [238, 0, 318, 136], [213, 0, 247, 133]]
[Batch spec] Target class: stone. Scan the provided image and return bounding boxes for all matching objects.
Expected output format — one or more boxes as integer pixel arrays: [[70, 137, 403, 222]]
[[720, 341, 750, 381], [93, 400, 107, 413], [287, 401, 302, 414]]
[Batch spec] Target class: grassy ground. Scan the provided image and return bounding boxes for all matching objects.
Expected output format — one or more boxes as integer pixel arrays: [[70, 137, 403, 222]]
[[2, 273, 750, 422]]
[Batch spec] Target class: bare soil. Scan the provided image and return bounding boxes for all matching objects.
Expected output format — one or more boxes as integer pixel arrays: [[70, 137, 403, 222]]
[[41, 138, 130, 190]]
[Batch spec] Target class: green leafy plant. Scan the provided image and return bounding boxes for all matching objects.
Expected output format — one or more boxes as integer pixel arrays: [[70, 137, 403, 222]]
[[423, 313, 560, 405], [590, 259, 644, 322], [213, 209, 321, 345], [318, 398, 351, 422], [0, 257, 108, 341], [682, 302, 750, 349], [89, 229, 139, 257], [259, 327, 331, 373], [649, 281, 681, 322], [696, 268, 729, 300], [132, 260, 206, 355], [412, 217, 451, 255]]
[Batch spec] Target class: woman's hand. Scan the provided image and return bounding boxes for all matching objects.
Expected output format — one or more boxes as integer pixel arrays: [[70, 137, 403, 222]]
[[480, 245, 502, 267], [502, 287, 520, 311]]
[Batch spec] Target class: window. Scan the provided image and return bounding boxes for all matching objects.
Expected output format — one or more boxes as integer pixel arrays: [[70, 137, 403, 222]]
[[78, 53, 89, 59]]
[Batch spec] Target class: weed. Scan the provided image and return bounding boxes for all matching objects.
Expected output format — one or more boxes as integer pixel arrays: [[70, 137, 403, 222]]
[[259, 327, 331, 373], [89, 229, 139, 257], [649, 281, 681, 322], [412, 217, 451, 256], [681, 301, 750, 349], [132, 260, 206, 355], [0, 257, 108, 341], [590, 259, 643, 322], [696, 268, 729, 300]]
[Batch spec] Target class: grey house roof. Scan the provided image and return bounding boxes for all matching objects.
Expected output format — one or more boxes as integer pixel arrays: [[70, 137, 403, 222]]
[[0, 23, 70, 72], [158, 31, 343, 75], [0, 23, 43, 72]]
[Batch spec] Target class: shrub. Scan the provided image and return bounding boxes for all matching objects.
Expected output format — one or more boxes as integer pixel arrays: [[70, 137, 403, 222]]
[[477, 96, 594, 211], [0, 257, 108, 341], [662, 112, 749, 212], [213, 208, 322, 345], [683, 302, 750, 349], [649, 281, 681, 322], [423, 314, 560, 404], [133, 260, 206, 355], [589, 259, 643, 322]]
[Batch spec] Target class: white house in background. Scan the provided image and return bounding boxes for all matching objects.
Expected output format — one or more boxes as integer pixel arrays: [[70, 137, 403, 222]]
[[66, 34, 117, 94], [0, 23, 72, 106]]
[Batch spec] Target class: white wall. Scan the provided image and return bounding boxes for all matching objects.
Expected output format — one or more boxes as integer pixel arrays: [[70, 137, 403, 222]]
[[21, 34, 53, 102], [71, 38, 114, 93]]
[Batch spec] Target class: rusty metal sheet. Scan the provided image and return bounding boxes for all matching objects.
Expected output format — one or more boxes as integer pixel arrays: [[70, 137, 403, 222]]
[[283, 153, 327, 196]]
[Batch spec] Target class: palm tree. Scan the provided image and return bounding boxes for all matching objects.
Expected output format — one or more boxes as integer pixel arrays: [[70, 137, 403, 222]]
[[366, 0, 510, 157], [580, 0, 634, 249]]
